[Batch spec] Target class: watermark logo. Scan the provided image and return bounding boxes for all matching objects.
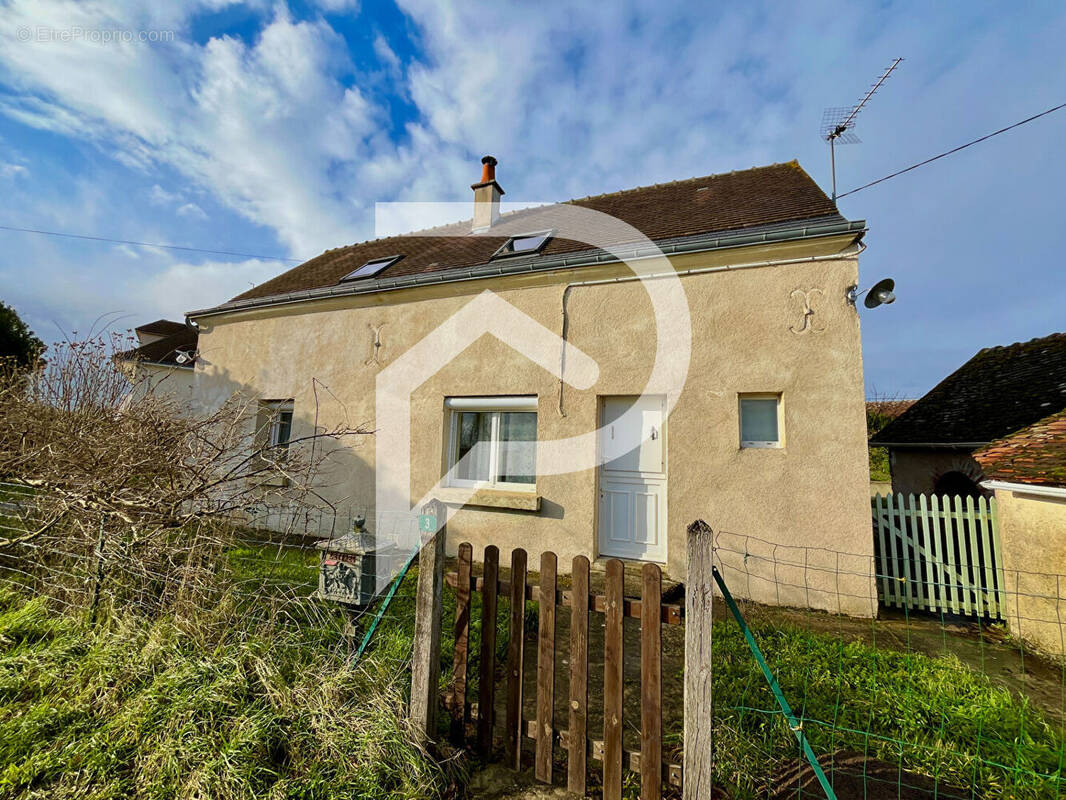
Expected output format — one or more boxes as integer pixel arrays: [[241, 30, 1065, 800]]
[[369, 201, 692, 589], [17, 26, 175, 44]]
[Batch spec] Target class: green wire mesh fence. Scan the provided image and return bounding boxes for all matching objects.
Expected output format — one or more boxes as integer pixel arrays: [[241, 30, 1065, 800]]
[[4, 479, 1066, 800], [711, 530, 1066, 800]]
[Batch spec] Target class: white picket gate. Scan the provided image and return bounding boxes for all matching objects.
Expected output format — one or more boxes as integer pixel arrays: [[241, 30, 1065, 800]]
[[872, 493, 1007, 619]]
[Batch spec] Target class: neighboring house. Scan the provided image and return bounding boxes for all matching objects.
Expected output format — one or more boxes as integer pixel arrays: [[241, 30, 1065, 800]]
[[115, 320, 199, 407], [870, 333, 1066, 497], [186, 157, 875, 614], [975, 410, 1066, 654]]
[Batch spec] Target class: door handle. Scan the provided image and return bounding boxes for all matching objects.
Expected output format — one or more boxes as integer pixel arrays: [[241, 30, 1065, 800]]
[[649, 426, 658, 440]]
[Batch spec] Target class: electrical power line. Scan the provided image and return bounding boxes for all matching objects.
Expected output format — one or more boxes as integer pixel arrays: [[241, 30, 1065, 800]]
[[836, 101, 1066, 199], [0, 223, 303, 263]]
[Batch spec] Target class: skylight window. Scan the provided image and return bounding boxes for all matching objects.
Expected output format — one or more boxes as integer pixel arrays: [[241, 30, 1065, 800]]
[[491, 230, 552, 259], [340, 255, 403, 282]]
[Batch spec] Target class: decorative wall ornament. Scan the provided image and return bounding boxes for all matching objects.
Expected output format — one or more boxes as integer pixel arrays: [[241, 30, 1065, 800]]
[[788, 288, 826, 335], [365, 322, 387, 366]]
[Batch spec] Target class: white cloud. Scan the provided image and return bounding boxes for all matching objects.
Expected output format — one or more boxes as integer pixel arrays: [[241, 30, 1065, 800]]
[[176, 201, 208, 220], [0, 3, 385, 255], [310, 0, 360, 11], [1, 1, 1065, 393], [372, 34, 401, 74], [0, 162, 27, 178], [143, 258, 282, 317], [149, 184, 181, 205]]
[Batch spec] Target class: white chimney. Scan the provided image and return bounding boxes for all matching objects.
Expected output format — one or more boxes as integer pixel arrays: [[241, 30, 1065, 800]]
[[471, 155, 504, 232]]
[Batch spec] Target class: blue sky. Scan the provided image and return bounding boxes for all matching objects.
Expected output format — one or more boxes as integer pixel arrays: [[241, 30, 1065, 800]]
[[0, 1, 1063, 397]]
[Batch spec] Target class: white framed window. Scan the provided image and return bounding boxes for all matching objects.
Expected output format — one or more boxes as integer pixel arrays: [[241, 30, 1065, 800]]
[[739, 394, 782, 449], [445, 396, 537, 490], [259, 400, 294, 457]]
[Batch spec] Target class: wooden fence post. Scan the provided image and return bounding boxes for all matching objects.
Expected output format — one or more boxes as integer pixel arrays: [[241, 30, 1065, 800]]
[[450, 542, 473, 744], [410, 499, 446, 746], [477, 545, 500, 755], [535, 551, 558, 783], [567, 555, 590, 796], [684, 520, 714, 800], [504, 548, 528, 770], [603, 559, 625, 800], [641, 562, 663, 800]]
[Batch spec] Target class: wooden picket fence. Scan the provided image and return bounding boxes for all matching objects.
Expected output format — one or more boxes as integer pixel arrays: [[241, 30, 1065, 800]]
[[408, 502, 715, 800], [872, 493, 1007, 619]]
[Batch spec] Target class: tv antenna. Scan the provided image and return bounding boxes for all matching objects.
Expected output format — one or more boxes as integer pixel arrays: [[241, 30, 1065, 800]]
[[822, 57, 903, 200]]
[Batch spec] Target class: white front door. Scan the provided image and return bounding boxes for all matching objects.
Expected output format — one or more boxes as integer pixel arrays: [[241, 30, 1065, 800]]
[[597, 396, 667, 562]]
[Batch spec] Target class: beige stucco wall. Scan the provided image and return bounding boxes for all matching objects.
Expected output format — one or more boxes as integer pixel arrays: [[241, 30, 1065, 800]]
[[994, 488, 1066, 655], [121, 362, 198, 409], [889, 447, 986, 496], [191, 235, 875, 615]]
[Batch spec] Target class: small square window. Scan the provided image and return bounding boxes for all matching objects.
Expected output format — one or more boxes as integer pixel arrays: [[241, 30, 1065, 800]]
[[491, 231, 552, 259], [339, 255, 402, 282], [739, 395, 782, 448], [445, 397, 537, 489]]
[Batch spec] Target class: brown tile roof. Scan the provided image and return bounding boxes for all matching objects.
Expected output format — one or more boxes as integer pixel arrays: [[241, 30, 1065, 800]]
[[118, 327, 198, 367], [231, 161, 842, 304], [974, 409, 1066, 488], [871, 332, 1066, 446], [134, 319, 188, 337]]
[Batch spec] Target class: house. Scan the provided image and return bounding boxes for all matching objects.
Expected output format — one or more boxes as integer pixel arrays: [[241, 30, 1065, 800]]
[[185, 157, 875, 615], [975, 410, 1066, 653], [115, 319, 199, 406], [871, 333, 1066, 497]]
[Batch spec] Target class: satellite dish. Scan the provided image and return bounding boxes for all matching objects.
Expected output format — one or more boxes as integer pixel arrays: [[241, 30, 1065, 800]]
[[864, 277, 896, 309]]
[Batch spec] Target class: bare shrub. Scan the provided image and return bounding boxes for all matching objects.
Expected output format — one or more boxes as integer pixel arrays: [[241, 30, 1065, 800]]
[[0, 334, 369, 621]]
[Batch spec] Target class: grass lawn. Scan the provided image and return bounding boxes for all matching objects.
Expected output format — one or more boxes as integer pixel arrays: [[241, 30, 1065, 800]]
[[1, 545, 1063, 799], [0, 545, 459, 800]]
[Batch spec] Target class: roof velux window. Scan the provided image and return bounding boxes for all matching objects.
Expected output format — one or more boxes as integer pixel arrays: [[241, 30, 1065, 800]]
[[491, 230, 552, 259], [340, 255, 403, 282]]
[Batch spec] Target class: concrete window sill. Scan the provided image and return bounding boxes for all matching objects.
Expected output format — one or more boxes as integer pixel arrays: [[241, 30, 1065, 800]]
[[436, 487, 541, 512]]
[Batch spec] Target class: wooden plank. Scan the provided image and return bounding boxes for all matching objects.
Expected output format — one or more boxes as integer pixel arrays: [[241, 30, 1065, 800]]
[[477, 545, 499, 755], [410, 500, 446, 746], [989, 497, 1008, 619], [966, 494, 984, 617], [504, 548, 528, 770], [874, 494, 892, 606], [592, 738, 684, 787], [951, 495, 971, 616], [901, 494, 916, 609], [641, 563, 662, 800], [488, 713, 684, 787], [568, 555, 590, 796], [443, 573, 683, 625], [603, 559, 624, 800], [684, 520, 714, 800], [979, 497, 999, 617], [885, 492, 899, 609], [938, 495, 957, 614], [928, 494, 946, 615], [916, 494, 933, 614], [450, 542, 472, 744], [535, 551, 557, 783]]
